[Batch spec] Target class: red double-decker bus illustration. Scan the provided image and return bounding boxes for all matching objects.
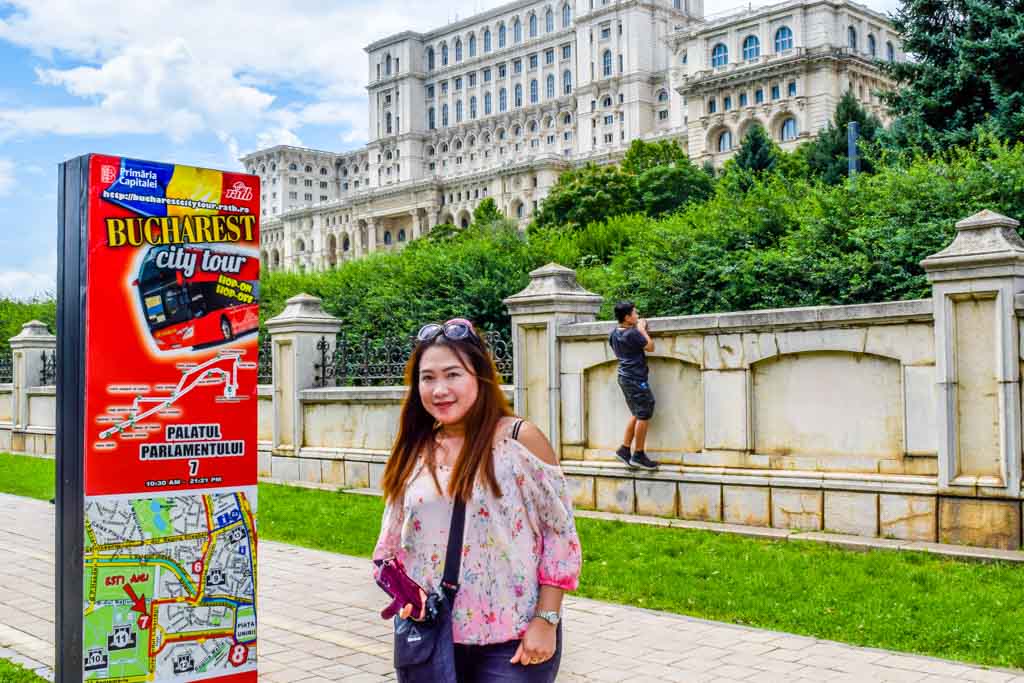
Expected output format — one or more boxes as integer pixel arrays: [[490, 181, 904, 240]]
[[135, 244, 259, 351]]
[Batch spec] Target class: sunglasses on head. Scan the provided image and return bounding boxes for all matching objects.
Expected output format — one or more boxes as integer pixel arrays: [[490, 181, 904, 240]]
[[416, 318, 482, 346]]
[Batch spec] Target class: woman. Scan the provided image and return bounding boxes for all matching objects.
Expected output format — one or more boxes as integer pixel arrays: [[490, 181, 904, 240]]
[[374, 318, 582, 682]]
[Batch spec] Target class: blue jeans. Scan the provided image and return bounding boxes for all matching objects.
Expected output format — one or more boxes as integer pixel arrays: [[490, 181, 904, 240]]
[[454, 625, 562, 682]]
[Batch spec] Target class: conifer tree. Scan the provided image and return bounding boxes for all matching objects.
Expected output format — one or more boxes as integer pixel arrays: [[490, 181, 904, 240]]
[[733, 124, 778, 174], [881, 0, 1024, 148]]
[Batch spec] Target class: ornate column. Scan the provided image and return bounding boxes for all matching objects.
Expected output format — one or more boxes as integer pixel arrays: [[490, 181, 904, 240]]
[[411, 210, 422, 240], [367, 219, 378, 253]]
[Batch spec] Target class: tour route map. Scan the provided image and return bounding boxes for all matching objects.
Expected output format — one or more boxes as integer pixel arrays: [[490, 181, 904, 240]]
[[83, 489, 258, 681]]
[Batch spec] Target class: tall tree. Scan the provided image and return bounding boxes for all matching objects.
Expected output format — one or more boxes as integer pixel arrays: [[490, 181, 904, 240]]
[[620, 138, 688, 176], [881, 0, 1024, 148], [532, 163, 640, 230], [471, 197, 504, 227], [636, 163, 713, 218], [733, 124, 779, 175], [805, 90, 884, 184]]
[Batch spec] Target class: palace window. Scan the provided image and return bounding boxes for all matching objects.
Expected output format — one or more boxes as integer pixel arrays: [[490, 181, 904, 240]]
[[718, 130, 732, 152], [774, 26, 793, 52], [711, 43, 728, 67], [742, 35, 760, 61], [780, 117, 798, 141]]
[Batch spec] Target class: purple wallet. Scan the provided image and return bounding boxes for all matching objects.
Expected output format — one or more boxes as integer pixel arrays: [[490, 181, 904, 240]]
[[374, 558, 426, 620]]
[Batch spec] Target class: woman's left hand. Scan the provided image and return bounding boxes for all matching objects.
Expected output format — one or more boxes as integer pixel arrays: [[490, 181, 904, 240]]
[[510, 618, 557, 667]]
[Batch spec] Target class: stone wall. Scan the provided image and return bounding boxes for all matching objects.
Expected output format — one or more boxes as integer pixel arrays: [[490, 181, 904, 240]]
[[4, 210, 1024, 549]]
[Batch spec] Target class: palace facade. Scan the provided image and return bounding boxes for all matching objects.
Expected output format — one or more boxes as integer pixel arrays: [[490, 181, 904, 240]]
[[243, 0, 902, 272]]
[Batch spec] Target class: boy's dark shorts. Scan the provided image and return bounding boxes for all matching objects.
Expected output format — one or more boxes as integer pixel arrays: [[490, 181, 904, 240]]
[[618, 375, 655, 420]]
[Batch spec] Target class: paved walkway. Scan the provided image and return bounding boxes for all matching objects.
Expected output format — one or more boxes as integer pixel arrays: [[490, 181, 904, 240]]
[[1, 493, 1022, 683]]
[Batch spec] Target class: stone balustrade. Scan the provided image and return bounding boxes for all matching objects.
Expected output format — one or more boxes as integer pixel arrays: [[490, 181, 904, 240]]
[[3, 209, 1023, 549]]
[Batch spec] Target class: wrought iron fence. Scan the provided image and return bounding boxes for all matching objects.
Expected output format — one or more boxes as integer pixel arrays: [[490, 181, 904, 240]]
[[0, 352, 11, 384], [40, 350, 56, 386], [315, 331, 514, 388], [257, 339, 273, 384]]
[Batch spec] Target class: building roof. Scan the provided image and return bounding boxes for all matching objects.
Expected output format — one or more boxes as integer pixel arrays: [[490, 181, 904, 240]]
[[365, 0, 569, 52], [682, 0, 893, 37]]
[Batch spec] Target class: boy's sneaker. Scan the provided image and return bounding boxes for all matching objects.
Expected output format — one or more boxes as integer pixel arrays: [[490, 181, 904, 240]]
[[630, 451, 659, 470], [614, 445, 632, 467]]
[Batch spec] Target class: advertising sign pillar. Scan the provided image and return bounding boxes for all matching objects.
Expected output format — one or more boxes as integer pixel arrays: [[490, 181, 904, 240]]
[[57, 154, 261, 682]]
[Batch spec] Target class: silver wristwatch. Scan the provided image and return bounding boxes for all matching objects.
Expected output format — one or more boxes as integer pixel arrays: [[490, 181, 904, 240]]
[[534, 610, 561, 626]]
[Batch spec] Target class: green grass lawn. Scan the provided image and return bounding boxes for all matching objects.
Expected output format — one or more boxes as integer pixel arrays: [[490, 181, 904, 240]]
[[3, 452, 1023, 669], [0, 453, 54, 501], [0, 659, 46, 682]]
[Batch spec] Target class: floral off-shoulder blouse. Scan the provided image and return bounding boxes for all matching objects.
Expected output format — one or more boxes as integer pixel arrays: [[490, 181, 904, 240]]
[[372, 418, 582, 645]]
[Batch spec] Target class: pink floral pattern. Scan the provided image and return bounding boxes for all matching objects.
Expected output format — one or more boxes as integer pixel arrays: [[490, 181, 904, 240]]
[[373, 419, 582, 645]]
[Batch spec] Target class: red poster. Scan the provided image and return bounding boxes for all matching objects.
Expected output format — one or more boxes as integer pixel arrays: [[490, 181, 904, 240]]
[[80, 155, 259, 682]]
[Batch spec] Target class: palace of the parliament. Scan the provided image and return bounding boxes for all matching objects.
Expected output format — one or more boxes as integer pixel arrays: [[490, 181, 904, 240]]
[[243, 0, 902, 272]]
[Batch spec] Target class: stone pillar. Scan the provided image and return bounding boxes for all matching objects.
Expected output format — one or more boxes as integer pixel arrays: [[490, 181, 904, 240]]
[[503, 264, 603, 454], [922, 210, 1023, 548], [367, 219, 378, 253], [265, 294, 342, 458], [9, 321, 56, 431], [354, 227, 364, 258]]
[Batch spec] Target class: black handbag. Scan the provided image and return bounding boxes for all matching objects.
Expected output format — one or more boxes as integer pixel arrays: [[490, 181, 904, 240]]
[[393, 497, 466, 683]]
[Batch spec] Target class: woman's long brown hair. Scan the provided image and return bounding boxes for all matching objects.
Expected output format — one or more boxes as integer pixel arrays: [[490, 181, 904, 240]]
[[381, 332, 512, 505]]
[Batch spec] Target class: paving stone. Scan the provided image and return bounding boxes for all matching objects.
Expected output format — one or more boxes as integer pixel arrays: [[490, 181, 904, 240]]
[[0, 492, 1018, 683]]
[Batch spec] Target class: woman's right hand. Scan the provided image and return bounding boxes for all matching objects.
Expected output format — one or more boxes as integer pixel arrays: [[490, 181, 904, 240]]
[[398, 589, 429, 621]]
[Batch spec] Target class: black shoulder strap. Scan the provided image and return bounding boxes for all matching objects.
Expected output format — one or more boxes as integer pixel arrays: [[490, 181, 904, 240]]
[[440, 499, 466, 601], [511, 418, 525, 441]]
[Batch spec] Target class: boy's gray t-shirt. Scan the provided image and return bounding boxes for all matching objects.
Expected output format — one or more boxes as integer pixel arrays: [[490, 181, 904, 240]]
[[609, 327, 649, 382]]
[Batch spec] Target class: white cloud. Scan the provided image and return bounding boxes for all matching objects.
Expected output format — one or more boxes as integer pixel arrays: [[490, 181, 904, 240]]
[[255, 126, 304, 151], [22, 39, 276, 143], [0, 0, 500, 151], [0, 159, 14, 196], [0, 269, 55, 300]]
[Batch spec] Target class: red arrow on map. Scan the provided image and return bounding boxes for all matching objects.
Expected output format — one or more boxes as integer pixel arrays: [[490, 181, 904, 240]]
[[123, 584, 147, 615]]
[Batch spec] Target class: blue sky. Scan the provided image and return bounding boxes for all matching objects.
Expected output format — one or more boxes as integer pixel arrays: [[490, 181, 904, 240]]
[[0, 0, 899, 300]]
